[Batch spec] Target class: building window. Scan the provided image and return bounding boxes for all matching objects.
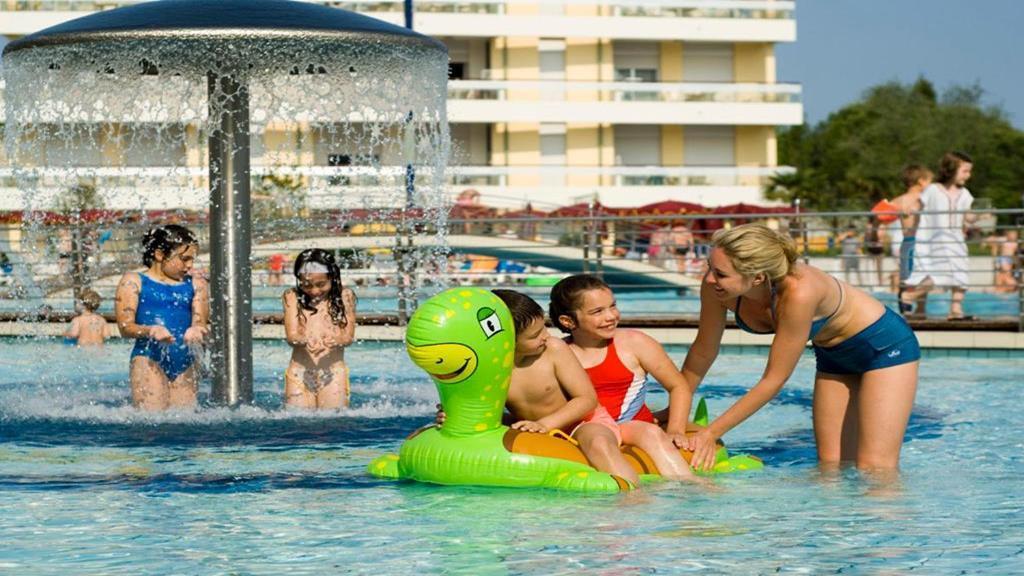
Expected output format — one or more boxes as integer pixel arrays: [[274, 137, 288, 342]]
[[683, 43, 734, 82], [328, 153, 352, 186], [684, 126, 735, 167], [614, 125, 660, 166], [540, 123, 566, 187]]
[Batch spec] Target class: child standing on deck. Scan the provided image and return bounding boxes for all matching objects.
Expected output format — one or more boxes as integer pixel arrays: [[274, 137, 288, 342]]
[[65, 288, 109, 347], [115, 225, 209, 411], [549, 274, 697, 480], [282, 249, 356, 409]]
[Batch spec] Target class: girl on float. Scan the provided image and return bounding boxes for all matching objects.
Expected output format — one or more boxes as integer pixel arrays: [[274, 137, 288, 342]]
[[677, 223, 919, 471], [115, 224, 209, 411], [282, 248, 356, 409], [550, 274, 697, 480]]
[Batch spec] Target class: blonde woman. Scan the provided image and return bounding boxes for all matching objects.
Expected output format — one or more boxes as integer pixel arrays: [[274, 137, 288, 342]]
[[675, 223, 919, 471]]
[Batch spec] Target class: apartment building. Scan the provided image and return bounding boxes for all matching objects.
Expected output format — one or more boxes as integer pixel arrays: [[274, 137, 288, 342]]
[[0, 0, 801, 210]]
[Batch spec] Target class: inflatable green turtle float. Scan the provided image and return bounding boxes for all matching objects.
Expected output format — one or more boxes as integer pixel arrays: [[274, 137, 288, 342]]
[[369, 287, 761, 493]]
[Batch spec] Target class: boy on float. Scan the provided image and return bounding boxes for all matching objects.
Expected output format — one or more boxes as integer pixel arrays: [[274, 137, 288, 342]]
[[549, 275, 696, 480], [440, 289, 644, 485]]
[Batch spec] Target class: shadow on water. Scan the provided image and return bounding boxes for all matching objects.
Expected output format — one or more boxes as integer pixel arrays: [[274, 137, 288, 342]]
[[0, 413, 434, 448], [0, 470, 396, 493], [0, 382, 946, 470]]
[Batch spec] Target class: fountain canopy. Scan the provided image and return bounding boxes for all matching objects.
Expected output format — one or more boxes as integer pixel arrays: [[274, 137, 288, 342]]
[[4, 0, 444, 54]]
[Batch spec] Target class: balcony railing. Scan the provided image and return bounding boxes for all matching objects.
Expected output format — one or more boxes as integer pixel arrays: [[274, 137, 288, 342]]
[[448, 79, 801, 103], [1, 0, 795, 19], [0, 164, 790, 212], [0, 164, 792, 189], [449, 165, 793, 188]]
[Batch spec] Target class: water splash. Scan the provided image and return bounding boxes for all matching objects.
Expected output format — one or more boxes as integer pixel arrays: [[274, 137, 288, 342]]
[[3, 34, 451, 316]]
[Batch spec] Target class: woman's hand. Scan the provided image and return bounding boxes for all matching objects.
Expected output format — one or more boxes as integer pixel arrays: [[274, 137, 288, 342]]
[[665, 430, 688, 449], [148, 325, 175, 343], [184, 325, 208, 345], [510, 420, 549, 434], [435, 404, 446, 425], [687, 428, 720, 472]]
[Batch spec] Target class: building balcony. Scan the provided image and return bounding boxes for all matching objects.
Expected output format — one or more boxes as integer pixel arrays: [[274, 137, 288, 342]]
[[1, 0, 796, 41], [448, 80, 802, 125], [0, 164, 793, 210], [0, 78, 800, 125]]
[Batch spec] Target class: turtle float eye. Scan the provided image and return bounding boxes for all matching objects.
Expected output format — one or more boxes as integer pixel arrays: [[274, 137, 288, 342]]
[[476, 307, 503, 339]]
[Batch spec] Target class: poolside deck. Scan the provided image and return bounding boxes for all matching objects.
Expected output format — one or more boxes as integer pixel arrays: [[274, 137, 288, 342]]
[[2, 312, 1021, 350]]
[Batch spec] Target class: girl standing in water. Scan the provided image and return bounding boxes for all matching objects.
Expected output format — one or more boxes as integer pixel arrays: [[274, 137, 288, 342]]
[[115, 225, 208, 411], [282, 249, 357, 409]]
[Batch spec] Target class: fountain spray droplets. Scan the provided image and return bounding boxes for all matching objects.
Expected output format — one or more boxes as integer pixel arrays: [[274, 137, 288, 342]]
[[3, 1, 451, 404], [3, 16, 451, 322]]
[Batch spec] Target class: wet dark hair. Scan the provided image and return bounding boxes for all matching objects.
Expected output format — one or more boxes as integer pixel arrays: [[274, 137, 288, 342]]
[[142, 224, 197, 267], [492, 289, 544, 334], [293, 248, 347, 326], [936, 151, 972, 187], [548, 274, 611, 334]]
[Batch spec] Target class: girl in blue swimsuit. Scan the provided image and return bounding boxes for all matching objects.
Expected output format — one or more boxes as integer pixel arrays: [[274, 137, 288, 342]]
[[115, 225, 209, 411], [675, 223, 919, 471]]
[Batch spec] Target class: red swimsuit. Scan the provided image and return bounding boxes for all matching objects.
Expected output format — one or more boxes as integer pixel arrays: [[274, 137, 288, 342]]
[[580, 339, 654, 423]]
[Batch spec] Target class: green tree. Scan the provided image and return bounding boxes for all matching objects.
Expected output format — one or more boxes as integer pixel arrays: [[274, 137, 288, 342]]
[[774, 78, 1024, 214]]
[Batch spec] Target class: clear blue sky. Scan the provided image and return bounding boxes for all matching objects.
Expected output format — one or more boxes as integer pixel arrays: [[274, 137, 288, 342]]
[[777, 0, 1024, 128]]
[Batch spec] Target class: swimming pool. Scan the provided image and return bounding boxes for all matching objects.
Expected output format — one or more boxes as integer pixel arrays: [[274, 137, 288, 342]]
[[0, 338, 1021, 573]]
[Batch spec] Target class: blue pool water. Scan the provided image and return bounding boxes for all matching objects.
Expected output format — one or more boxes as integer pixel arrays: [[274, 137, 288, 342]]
[[0, 338, 1021, 573]]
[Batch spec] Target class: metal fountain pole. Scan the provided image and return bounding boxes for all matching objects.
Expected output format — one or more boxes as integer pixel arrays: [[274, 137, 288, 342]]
[[395, 0, 415, 325], [208, 70, 254, 406]]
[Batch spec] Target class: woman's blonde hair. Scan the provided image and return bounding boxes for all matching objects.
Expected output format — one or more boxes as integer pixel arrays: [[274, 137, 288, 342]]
[[711, 223, 798, 281]]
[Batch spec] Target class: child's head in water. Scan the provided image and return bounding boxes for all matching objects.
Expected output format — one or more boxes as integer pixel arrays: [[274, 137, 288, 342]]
[[77, 289, 102, 314], [492, 289, 548, 357], [293, 248, 347, 325], [548, 274, 618, 339], [141, 224, 198, 281]]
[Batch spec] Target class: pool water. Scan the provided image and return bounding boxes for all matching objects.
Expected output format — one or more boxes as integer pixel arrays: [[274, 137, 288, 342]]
[[0, 338, 1021, 574]]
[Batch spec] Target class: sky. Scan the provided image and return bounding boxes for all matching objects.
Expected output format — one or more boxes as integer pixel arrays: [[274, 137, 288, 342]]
[[777, 0, 1024, 128]]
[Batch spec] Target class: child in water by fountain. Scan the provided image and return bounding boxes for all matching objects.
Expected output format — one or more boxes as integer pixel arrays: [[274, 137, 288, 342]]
[[115, 224, 209, 411], [550, 274, 697, 480], [65, 288, 109, 347], [282, 248, 357, 409]]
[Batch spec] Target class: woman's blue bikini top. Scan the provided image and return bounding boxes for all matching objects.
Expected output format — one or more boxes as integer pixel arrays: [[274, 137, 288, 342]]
[[733, 276, 844, 341]]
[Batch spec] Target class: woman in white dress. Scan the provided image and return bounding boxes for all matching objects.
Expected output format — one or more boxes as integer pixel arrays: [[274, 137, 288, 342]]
[[901, 151, 977, 320]]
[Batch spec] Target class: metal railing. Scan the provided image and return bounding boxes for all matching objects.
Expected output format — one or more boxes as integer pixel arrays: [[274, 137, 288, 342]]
[[1, 207, 1021, 330], [1, 0, 796, 19], [447, 80, 802, 103], [0, 165, 794, 211]]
